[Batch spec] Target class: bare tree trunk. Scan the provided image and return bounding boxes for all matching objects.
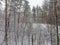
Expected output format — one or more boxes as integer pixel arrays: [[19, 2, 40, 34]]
[[50, 24, 52, 45], [21, 36, 23, 45], [28, 35, 30, 45], [5, 0, 8, 45], [53, 0, 59, 45], [42, 12, 43, 23], [39, 30, 41, 45], [13, 7, 18, 45], [32, 34, 33, 45]]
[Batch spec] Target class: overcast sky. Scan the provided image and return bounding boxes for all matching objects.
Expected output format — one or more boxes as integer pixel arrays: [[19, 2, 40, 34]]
[[27, 0, 44, 8]]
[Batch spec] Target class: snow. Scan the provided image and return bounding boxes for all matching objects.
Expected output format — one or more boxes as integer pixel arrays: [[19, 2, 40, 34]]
[[0, 23, 60, 45], [0, 0, 5, 10]]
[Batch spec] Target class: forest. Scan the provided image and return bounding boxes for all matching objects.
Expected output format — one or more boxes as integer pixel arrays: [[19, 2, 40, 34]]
[[0, 0, 60, 45]]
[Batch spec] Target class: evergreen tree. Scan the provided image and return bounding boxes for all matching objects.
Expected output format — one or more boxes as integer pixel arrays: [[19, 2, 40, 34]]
[[32, 6, 36, 22]]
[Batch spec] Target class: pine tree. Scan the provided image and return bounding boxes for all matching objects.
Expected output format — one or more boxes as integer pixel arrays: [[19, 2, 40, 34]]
[[32, 6, 36, 22]]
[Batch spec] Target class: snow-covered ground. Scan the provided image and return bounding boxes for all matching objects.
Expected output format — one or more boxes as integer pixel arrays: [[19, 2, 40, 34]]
[[0, 23, 60, 45]]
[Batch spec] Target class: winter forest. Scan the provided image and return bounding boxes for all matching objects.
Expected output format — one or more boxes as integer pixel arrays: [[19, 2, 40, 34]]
[[0, 0, 60, 45]]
